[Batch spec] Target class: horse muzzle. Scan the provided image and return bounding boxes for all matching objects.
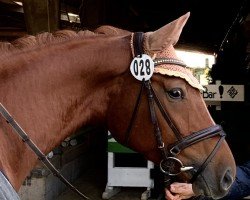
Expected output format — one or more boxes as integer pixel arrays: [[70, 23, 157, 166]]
[[192, 165, 235, 199]]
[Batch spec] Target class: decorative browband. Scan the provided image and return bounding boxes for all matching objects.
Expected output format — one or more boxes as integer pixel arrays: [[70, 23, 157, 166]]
[[154, 58, 187, 68]]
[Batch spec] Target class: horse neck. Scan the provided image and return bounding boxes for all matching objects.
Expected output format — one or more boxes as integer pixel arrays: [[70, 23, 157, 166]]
[[0, 34, 132, 190]]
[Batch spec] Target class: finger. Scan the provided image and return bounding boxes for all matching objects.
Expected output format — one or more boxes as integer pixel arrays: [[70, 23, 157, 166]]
[[170, 183, 194, 196], [178, 194, 194, 200], [165, 189, 174, 200], [165, 189, 179, 200], [171, 182, 189, 189]]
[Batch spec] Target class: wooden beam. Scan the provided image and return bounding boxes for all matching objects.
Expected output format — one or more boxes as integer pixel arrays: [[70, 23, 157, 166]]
[[79, 0, 106, 30], [0, 28, 27, 41], [0, 29, 26, 37], [22, 0, 60, 35]]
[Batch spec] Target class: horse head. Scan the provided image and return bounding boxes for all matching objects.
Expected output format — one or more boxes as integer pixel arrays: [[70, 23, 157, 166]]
[[0, 11, 236, 199], [104, 12, 236, 199]]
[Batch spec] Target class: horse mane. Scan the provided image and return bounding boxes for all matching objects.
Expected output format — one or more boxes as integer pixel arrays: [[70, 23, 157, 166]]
[[94, 25, 130, 36], [0, 29, 99, 57]]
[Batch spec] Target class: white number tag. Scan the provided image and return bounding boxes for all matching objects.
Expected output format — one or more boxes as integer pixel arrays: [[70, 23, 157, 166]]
[[130, 54, 154, 81]]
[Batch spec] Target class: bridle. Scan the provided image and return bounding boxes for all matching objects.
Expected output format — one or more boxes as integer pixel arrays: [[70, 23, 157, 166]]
[[125, 32, 226, 187]]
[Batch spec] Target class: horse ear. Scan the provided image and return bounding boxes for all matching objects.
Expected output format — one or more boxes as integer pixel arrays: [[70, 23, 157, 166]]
[[144, 12, 190, 53]]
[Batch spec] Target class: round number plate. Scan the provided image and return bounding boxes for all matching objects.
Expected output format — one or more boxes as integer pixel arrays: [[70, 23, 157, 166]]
[[130, 54, 154, 81]]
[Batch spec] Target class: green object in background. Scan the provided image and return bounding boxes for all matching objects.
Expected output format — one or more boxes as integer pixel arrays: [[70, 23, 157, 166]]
[[107, 138, 136, 153]]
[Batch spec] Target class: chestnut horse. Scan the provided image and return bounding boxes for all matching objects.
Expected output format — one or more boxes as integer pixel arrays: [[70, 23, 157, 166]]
[[0, 12, 235, 199]]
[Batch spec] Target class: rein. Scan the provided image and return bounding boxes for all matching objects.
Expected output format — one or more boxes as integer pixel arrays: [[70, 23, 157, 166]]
[[0, 103, 90, 200], [126, 32, 226, 188]]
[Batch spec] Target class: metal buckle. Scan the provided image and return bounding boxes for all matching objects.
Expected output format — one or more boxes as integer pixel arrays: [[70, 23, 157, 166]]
[[160, 157, 194, 176], [170, 146, 181, 156], [158, 142, 165, 149]]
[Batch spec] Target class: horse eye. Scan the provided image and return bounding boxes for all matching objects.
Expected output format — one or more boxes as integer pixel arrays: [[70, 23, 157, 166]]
[[167, 88, 183, 99]]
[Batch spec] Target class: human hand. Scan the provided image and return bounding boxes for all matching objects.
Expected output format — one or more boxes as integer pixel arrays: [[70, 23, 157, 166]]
[[165, 182, 195, 200]]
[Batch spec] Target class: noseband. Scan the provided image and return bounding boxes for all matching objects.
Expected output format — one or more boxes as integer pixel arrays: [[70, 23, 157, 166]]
[[125, 32, 226, 187]]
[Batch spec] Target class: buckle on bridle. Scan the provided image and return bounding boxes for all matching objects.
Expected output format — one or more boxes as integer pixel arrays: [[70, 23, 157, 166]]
[[169, 146, 181, 156], [158, 142, 165, 149]]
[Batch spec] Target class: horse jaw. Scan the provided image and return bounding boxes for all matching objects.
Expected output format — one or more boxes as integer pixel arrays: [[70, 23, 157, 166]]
[[144, 12, 190, 52]]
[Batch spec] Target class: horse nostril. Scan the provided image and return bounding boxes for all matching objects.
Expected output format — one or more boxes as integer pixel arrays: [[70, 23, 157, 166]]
[[220, 169, 234, 191]]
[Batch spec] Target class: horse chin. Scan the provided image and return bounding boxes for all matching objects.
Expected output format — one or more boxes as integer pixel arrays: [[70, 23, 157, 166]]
[[192, 176, 229, 199]]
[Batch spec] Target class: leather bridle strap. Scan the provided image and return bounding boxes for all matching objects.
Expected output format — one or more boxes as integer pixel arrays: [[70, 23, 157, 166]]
[[124, 31, 148, 145], [150, 85, 183, 142], [0, 103, 90, 200], [170, 125, 225, 156], [190, 133, 225, 183], [133, 32, 144, 56], [145, 80, 168, 158], [125, 81, 145, 144]]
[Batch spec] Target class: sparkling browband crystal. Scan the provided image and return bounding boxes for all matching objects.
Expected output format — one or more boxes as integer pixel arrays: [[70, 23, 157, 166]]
[[154, 57, 187, 68]]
